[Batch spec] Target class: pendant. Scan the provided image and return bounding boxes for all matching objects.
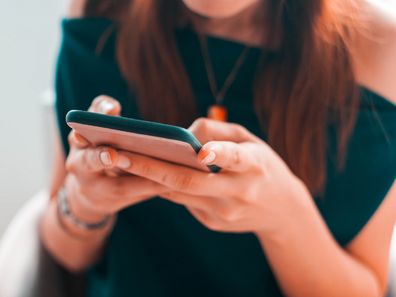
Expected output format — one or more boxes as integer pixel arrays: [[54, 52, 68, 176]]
[[207, 104, 228, 122]]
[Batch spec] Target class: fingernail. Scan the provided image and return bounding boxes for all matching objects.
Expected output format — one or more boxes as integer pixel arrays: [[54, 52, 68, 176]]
[[100, 151, 113, 166], [198, 149, 216, 165], [202, 151, 216, 164], [198, 144, 222, 165], [98, 100, 114, 114], [117, 155, 131, 169]]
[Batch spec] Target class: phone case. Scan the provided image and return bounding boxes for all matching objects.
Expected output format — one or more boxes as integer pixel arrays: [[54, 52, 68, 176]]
[[66, 110, 220, 173]]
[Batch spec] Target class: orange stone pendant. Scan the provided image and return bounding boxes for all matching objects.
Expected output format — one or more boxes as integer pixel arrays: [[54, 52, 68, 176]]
[[207, 104, 228, 121]]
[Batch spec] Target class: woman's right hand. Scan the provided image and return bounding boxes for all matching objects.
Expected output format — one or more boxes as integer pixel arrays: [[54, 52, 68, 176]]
[[64, 95, 168, 226]]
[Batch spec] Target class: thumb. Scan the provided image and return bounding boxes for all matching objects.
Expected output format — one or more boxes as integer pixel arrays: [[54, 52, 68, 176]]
[[188, 118, 256, 144], [198, 141, 257, 172], [89, 95, 122, 116]]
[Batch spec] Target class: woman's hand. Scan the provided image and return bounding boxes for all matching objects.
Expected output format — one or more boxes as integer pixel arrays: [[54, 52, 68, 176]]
[[64, 96, 168, 224], [115, 118, 311, 235]]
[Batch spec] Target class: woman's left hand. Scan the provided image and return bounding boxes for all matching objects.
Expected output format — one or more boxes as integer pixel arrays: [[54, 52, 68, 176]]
[[115, 118, 311, 235]]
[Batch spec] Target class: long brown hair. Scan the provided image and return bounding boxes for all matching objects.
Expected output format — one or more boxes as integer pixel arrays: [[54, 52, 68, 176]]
[[84, 0, 362, 195]]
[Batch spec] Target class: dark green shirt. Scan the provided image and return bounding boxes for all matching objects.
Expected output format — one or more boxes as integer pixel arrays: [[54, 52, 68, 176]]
[[55, 18, 396, 297]]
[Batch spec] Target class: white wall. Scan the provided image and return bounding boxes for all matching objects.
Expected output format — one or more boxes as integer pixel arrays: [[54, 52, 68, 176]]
[[0, 0, 67, 235]]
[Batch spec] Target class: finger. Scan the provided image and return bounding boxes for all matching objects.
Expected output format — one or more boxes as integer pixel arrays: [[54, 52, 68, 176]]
[[66, 146, 119, 174], [68, 173, 167, 214], [187, 207, 226, 232], [198, 141, 259, 172], [85, 175, 168, 209], [68, 130, 90, 149], [160, 191, 218, 211], [115, 151, 230, 197], [88, 95, 122, 116], [103, 167, 127, 177], [188, 117, 259, 144], [162, 189, 247, 226]]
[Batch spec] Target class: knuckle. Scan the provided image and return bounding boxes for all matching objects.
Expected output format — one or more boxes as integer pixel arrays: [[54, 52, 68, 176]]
[[164, 174, 195, 190], [192, 117, 208, 132], [194, 117, 208, 127], [205, 219, 222, 232], [238, 185, 258, 204], [137, 162, 153, 176], [189, 208, 221, 231], [239, 194, 255, 204], [236, 124, 248, 135], [217, 206, 238, 222], [234, 124, 249, 136], [257, 163, 268, 178], [231, 146, 242, 166], [229, 123, 243, 134], [250, 157, 263, 172]]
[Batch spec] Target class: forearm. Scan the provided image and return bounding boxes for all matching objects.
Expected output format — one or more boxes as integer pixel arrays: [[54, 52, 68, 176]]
[[39, 197, 113, 273], [256, 188, 382, 297]]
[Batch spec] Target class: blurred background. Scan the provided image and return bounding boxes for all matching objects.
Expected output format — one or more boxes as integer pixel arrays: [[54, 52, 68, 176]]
[[0, 0, 67, 236]]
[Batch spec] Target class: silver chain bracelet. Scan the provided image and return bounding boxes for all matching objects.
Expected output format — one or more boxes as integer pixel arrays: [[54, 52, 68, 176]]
[[57, 186, 112, 230]]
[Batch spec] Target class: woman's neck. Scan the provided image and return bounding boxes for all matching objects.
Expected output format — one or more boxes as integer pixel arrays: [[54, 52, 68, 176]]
[[188, 2, 268, 48]]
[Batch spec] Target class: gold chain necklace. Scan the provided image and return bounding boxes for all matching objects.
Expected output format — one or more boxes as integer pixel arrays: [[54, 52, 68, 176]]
[[198, 33, 250, 122]]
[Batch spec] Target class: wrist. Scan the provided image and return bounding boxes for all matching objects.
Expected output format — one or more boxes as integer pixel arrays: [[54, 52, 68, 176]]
[[255, 176, 314, 241], [68, 187, 111, 223], [57, 187, 116, 240]]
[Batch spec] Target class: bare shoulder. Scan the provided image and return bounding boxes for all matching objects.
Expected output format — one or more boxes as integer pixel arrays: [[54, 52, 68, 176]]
[[352, 0, 396, 104], [67, 0, 86, 18]]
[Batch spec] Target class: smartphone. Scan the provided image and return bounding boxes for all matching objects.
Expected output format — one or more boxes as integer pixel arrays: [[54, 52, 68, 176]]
[[66, 110, 221, 173]]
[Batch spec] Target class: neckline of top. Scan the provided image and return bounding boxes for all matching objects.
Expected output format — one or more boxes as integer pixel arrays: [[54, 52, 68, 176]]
[[62, 17, 396, 109], [176, 26, 266, 52], [63, 17, 268, 53]]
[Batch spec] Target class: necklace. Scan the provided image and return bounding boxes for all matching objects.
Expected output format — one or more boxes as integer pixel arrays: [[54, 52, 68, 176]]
[[198, 33, 250, 122]]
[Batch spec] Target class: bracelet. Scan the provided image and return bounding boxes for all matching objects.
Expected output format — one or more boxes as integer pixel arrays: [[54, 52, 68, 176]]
[[57, 186, 112, 230]]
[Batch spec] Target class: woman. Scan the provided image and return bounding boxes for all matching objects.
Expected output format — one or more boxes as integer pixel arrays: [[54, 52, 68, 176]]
[[40, 0, 396, 296]]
